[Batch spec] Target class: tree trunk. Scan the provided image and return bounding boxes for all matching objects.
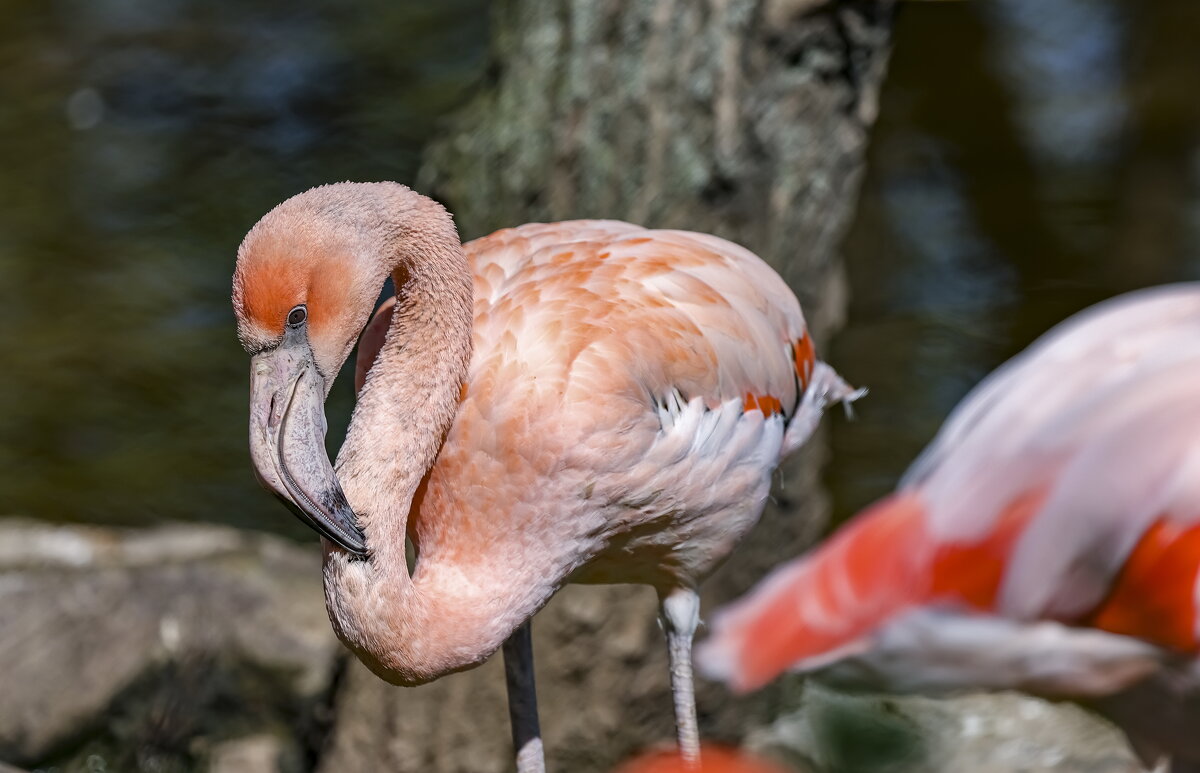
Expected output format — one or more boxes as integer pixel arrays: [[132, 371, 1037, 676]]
[[318, 1, 895, 770]]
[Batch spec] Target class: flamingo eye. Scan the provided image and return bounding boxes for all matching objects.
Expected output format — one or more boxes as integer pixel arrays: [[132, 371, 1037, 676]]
[[287, 305, 307, 327]]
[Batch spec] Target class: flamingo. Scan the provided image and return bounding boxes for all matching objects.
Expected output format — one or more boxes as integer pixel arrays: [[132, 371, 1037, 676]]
[[698, 283, 1200, 772], [231, 182, 861, 770], [614, 746, 793, 773]]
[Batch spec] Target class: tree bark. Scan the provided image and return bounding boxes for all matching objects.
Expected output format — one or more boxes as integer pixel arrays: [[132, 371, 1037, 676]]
[[318, 1, 895, 770]]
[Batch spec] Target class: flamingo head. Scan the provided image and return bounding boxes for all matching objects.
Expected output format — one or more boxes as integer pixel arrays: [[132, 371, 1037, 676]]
[[231, 184, 401, 558]]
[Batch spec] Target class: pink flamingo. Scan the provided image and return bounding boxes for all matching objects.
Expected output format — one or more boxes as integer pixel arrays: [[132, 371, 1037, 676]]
[[699, 284, 1200, 772], [614, 745, 793, 773], [231, 182, 860, 770]]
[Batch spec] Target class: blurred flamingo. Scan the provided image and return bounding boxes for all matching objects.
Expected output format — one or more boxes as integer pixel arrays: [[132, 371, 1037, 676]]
[[699, 284, 1200, 772], [232, 182, 860, 771], [614, 745, 794, 773]]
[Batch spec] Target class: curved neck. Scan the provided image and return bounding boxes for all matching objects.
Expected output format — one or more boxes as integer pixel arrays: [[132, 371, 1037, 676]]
[[336, 198, 473, 563], [325, 191, 480, 684]]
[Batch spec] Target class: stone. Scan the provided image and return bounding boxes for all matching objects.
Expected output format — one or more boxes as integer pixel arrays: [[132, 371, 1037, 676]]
[[0, 519, 337, 770], [746, 683, 1144, 773], [208, 734, 288, 773]]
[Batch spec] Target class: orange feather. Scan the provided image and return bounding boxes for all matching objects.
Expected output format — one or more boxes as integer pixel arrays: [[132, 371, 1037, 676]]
[[615, 746, 794, 773]]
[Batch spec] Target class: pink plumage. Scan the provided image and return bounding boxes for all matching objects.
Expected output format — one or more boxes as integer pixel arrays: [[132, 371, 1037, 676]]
[[698, 283, 1200, 767], [233, 183, 861, 770], [354, 220, 860, 597]]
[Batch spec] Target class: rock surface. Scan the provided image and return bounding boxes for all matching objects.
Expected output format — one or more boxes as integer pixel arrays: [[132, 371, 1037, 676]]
[[208, 735, 291, 773], [0, 518, 1152, 773], [747, 685, 1144, 773], [0, 518, 337, 771]]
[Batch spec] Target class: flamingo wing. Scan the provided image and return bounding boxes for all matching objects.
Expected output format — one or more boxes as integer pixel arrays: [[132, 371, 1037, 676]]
[[908, 285, 1200, 620], [472, 223, 864, 475], [358, 220, 859, 464], [466, 221, 820, 426], [699, 283, 1200, 693]]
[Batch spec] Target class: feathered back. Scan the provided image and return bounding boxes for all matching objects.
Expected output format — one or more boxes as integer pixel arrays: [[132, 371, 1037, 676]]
[[357, 220, 860, 463], [465, 221, 811, 418]]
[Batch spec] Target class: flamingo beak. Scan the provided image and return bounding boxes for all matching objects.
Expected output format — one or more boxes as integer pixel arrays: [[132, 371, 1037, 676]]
[[248, 327, 368, 558]]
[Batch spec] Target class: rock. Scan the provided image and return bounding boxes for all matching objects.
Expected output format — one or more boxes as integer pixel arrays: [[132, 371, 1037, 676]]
[[746, 683, 1144, 773], [0, 520, 1155, 773], [0, 518, 337, 771], [208, 734, 289, 773], [319, 655, 513, 773]]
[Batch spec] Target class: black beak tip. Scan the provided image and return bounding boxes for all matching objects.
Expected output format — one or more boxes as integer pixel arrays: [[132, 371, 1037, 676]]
[[310, 510, 371, 560], [339, 532, 371, 559], [272, 490, 370, 560], [320, 487, 371, 559]]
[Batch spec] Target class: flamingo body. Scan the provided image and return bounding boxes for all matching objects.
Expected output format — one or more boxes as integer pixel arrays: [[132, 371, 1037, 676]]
[[232, 184, 858, 768], [699, 283, 1200, 764], [352, 220, 853, 608]]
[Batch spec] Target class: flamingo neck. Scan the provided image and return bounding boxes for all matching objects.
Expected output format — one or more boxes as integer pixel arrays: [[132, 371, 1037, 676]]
[[323, 191, 480, 685]]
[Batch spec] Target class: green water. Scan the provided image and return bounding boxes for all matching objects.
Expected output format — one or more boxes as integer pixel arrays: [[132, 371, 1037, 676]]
[[1, 1, 1197, 542], [0, 1, 487, 537]]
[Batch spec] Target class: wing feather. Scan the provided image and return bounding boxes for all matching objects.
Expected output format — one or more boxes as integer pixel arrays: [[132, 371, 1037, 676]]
[[900, 284, 1200, 618], [700, 283, 1200, 696], [465, 220, 818, 426]]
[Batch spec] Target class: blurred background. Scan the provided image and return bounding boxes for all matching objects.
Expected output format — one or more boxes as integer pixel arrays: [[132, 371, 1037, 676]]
[[1, 0, 1198, 771], [0, 1, 488, 534], [3, 0, 1198, 536]]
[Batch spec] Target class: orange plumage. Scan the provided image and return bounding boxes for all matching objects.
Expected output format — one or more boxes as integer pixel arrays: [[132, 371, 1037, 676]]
[[615, 746, 794, 773], [699, 284, 1200, 767]]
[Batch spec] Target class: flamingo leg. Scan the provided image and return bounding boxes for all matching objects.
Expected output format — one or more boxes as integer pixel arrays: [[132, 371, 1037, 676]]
[[660, 586, 702, 767], [503, 620, 545, 773]]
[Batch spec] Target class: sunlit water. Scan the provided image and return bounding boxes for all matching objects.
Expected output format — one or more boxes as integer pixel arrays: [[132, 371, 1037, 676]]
[[1, 1, 1197, 543]]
